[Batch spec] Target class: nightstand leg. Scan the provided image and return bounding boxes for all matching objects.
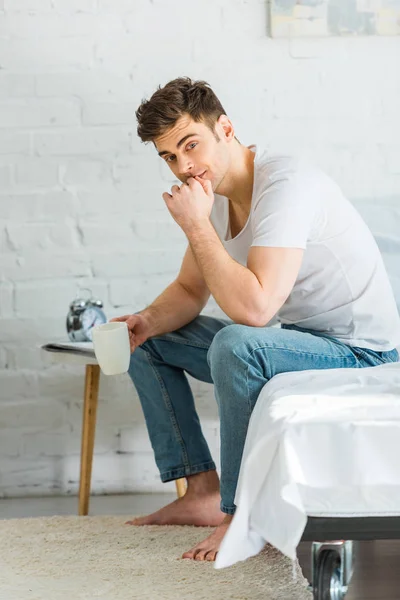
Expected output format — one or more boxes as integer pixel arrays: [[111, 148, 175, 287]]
[[175, 478, 187, 498], [79, 364, 100, 516]]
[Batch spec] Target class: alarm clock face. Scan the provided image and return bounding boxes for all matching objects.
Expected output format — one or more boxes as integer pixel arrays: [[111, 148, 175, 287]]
[[81, 307, 107, 341]]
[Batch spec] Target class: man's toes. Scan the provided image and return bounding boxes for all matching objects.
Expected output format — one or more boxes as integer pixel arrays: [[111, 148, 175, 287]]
[[182, 543, 207, 560], [182, 545, 218, 561], [182, 548, 196, 559], [125, 518, 140, 525], [194, 549, 208, 561]]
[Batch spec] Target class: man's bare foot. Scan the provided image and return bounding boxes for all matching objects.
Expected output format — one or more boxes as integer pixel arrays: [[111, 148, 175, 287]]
[[125, 470, 225, 527], [181, 514, 233, 561]]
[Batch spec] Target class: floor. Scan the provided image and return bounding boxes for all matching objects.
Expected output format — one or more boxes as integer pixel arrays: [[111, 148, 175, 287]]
[[1, 494, 400, 600]]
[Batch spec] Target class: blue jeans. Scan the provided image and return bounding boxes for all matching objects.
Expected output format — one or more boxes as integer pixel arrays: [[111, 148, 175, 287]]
[[128, 315, 399, 515]]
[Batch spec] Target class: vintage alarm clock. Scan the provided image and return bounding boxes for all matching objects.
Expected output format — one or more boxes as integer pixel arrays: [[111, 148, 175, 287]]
[[66, 290, 107, 342]]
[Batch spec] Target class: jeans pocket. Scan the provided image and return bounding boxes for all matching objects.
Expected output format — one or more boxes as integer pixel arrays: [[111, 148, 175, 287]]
[[384, 348, 400, 363], [352, 346, 399, 367]]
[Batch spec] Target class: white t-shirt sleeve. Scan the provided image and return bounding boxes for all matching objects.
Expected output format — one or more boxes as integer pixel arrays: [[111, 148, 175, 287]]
[[251, 172, 318, 249]]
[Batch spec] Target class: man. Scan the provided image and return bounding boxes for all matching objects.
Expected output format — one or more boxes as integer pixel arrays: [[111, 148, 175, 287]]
[[112, 76, 400, 562]]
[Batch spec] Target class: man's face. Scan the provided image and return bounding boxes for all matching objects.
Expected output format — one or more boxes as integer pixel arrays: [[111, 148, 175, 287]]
[[154, 114, 232, 193]]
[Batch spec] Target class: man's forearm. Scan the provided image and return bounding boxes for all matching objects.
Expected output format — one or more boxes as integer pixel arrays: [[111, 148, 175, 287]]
[[187, 220, 268, 326], [139, 280, 206, 338]]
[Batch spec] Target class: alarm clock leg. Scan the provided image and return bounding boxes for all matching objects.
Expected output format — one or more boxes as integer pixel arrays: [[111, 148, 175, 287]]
[[79, 364, 101, 516]]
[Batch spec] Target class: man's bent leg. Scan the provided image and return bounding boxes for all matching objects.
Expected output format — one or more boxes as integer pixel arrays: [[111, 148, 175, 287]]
[[127, 314, 231, 526], [207, 324, 378, 515]]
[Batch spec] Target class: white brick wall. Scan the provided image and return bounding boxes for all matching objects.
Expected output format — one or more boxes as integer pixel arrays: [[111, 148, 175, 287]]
[[0, 0, 399, 499]]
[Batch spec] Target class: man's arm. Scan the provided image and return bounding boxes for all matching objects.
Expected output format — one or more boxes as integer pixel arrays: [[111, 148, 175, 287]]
[[139, 244, 211, 338], [187, 221, 303, 326]]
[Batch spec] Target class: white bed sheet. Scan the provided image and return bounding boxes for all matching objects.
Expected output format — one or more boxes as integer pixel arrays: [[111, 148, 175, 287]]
[[215, 362, 400, 569]]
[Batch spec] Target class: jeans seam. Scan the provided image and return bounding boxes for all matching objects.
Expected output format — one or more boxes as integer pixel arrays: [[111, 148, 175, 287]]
[[244, 363, 253, 414], [144, 349, 190, 471], [220, 503, 236, 515], [150, 335, 210, 349], [160, 460, 216, 482], [245, 344, 359, 364]]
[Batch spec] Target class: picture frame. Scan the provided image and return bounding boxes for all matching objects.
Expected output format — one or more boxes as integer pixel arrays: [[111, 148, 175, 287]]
[[269, 0, 400, 37]]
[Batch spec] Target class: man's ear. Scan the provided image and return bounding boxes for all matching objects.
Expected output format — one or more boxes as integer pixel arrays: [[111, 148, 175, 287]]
[[217, 114, 235, 143]]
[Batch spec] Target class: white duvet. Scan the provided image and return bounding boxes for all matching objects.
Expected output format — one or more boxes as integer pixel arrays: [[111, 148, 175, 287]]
[[215, 361, 400, 569]]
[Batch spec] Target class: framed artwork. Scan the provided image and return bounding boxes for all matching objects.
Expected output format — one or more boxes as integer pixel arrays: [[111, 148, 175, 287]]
[[270, 0, 400, 37]]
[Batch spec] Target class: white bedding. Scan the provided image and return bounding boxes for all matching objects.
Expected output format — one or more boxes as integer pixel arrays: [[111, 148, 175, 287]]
[[215, 361, 400, 569]]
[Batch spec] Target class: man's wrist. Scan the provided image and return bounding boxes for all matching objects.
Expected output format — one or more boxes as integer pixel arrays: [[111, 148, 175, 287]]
[[185, 218, 214, 239], [138, 307, 158, 337]]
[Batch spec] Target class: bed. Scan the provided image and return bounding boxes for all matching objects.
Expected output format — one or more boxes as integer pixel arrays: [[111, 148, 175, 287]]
[[215, 361, 400, 599], [214, 198, 400, 598]]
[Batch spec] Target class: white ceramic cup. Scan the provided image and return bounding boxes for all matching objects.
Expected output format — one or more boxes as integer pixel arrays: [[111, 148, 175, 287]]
[[92, 321, 131, 376]]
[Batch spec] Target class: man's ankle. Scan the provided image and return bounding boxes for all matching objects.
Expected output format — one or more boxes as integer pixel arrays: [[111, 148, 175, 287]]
[[186, 470, 220, 495]]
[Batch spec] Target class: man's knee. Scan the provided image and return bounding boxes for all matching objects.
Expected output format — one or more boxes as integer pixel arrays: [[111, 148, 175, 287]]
[[207, 324, 249, 368]]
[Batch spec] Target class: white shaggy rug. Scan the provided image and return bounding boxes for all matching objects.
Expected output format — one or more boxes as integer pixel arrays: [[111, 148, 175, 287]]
[[0, 516, 312, 600]]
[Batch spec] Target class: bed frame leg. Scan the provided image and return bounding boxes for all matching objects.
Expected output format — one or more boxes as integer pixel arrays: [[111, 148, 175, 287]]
[[311, 540, 354, 597]]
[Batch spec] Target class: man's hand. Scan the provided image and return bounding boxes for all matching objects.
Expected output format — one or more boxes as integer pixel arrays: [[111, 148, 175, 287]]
[[109, 313, 152, 353], [162, 176, 214, 234]]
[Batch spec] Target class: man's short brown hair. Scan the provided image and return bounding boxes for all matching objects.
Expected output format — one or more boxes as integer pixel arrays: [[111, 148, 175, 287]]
[[136, 76, 227, 143]]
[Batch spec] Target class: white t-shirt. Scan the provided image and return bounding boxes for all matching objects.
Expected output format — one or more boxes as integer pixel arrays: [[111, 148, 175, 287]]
[[210, 146, 400, 351]]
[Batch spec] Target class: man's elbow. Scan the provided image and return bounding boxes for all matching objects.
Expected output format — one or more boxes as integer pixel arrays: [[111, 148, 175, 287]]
[[234, 308, 272, 328], [234, 298, 282, 328], [242, 314, 271, 328]]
